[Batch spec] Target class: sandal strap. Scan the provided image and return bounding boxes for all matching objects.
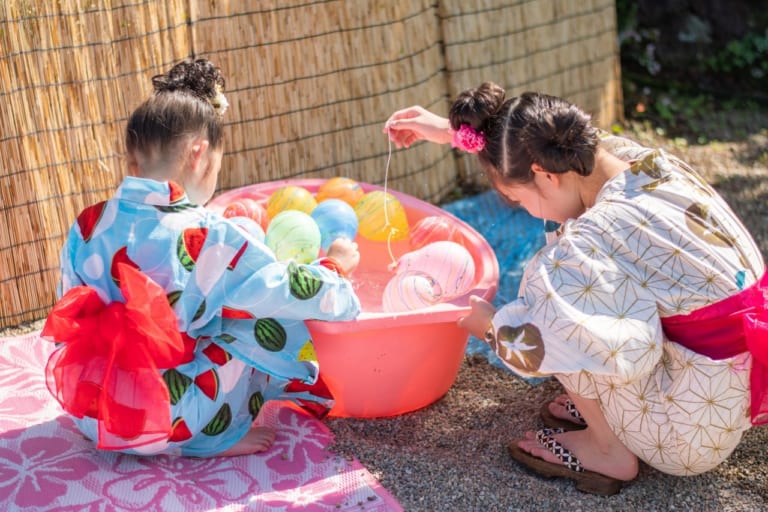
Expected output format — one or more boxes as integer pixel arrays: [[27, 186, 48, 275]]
[[564, 399, 586, 423], [535, 428, 584, 473]]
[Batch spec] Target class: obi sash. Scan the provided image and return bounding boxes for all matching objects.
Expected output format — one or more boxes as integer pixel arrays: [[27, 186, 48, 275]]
[[661, 271, 768, 425], [42, 264, 188, 450]]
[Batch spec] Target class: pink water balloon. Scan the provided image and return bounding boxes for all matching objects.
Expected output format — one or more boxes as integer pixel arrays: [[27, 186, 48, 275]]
[[382, 272, 441, 312], [391, 241, 476, 299], [409, 215, 465, 250]]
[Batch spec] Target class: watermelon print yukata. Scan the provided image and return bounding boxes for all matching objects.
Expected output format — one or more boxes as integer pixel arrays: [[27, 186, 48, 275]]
[[44, 177, 361, 457], [488, 134, 767, 476]]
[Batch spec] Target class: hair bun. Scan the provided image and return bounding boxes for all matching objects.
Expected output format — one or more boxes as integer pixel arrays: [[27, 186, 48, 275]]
[[449, 82, 505, 131], [519, 95, 598, 176], [151, 58, 227, 114]]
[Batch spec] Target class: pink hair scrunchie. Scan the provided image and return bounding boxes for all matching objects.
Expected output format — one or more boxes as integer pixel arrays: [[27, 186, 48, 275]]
[[450, 124, 486, 153]]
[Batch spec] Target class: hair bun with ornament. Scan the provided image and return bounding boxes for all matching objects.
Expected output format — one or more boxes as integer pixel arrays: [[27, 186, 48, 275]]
[[152, 58, 228, 117], [448, 82, 505, 154]]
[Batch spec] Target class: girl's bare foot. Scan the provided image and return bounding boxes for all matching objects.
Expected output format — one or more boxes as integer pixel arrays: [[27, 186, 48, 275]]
[[218, 426, 276, 457], [544, 394, 586, 427], [516, 428, 638, 481]]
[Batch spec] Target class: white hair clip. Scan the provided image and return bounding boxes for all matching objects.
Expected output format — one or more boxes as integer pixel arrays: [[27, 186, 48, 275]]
[[210, 85, 229, 117]]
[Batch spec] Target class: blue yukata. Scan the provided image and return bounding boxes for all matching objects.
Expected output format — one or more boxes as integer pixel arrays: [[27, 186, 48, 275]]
[[52, 177, 361, 456]]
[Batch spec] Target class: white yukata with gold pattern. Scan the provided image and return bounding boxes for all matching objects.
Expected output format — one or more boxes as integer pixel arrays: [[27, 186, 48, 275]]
[[490, 135, 764, 475]]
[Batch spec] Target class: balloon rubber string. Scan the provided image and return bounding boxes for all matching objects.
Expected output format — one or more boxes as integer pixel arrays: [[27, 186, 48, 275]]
[[383, 133, 392, 226], [386, 228, 397, 268], [383, 133, 397, 268]]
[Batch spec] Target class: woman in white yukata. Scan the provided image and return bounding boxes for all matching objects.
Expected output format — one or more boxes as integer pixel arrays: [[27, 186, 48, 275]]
[[384, 83, 768, 495]]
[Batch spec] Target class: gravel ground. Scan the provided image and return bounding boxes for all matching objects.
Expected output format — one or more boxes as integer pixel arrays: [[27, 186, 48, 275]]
[[325, 123, 768, 512], [3, 123, 767, 511]]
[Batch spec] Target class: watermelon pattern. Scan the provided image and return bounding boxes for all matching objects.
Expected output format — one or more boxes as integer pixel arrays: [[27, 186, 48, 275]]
[[192, 300, 206, 322], [194, 369, 220, 401], [216, 333, 237, 344], [155, 203, 197, 213], [288, 263, 323, 300], [59, 177, 361, 456], [109, 247, 140, 287], [76, 201, 107, 242], [221, 306, 255, 319], [169, 417, 193, 442], [202, 403, 232, 436], [168, 181, 186, 204], [248, 391, 264, 419], [163, 369, 193, 405], [227, 241, 248, 270], [176, 227, 208, 271], [202, 343, 232, 366], [179, 332, 198, 364], [167, 290, 182, 308], [255, 318, 287, 352]]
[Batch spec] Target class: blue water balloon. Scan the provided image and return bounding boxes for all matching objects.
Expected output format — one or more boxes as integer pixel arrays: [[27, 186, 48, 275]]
[[311, 198, 359, 252]]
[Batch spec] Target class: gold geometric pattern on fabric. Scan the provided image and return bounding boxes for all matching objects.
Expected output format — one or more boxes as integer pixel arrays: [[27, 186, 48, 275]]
[[490, 137, 759, 475]]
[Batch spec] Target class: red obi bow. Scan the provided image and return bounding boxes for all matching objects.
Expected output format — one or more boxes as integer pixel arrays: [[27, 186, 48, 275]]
[[42, 263, 186, 450]]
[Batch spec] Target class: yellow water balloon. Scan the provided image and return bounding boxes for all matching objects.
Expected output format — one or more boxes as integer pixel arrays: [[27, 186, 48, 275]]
[[354, 190, 409, 242], [266, 185, 317, 219]]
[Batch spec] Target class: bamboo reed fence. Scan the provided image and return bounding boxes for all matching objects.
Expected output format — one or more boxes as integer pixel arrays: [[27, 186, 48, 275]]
[[0, 0, 622, 328]]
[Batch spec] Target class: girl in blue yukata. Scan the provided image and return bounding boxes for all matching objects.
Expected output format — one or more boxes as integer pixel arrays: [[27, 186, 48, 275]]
[[385, 83, 768, 495], [42, 58, 361, 457]]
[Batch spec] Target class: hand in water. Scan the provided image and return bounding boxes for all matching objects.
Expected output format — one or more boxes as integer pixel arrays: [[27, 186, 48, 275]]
[[326, 238, 360, 276]]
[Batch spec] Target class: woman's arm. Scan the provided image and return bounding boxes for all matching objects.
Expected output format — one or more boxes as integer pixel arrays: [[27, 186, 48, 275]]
[[383, 106, 453, 148]]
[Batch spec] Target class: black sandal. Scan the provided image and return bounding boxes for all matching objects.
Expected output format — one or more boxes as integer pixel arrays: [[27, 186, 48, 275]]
[[540, 398, 587, 430], [507, 428, 624, 496]]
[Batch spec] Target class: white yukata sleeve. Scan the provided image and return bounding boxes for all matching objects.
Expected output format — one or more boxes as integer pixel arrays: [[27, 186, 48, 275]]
[[487, 226, 665, 385]]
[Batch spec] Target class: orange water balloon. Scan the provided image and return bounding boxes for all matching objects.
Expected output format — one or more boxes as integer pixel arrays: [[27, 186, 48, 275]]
[[315, 177, 365, 207]]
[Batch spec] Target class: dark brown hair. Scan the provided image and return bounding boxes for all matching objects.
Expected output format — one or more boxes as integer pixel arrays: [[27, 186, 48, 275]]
[[125, 58, 226, 157], [449, 83, 599, 184]]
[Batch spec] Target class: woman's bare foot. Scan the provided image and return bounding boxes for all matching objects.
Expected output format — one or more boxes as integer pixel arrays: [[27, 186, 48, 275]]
[[218, 426, 276, 457], [516, 428, 638, 481], [544, 394, 586, 427]]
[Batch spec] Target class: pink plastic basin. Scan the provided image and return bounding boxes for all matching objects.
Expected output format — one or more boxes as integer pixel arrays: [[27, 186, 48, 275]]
[[208, 179, 499, 417]]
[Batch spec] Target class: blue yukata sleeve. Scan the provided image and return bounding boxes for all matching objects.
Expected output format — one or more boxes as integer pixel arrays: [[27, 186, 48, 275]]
[[174, 215, 361, 382]]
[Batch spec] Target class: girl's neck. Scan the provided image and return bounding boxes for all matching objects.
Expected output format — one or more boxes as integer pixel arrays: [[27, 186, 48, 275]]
[[580, 148, 627, 209]]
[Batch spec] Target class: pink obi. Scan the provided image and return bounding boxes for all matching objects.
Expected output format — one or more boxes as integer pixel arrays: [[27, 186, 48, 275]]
[[661, 272, 768, 425]]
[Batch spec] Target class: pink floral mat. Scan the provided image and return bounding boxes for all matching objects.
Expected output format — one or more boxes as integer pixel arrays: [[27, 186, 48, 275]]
[[0, 332, 402, 512]]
